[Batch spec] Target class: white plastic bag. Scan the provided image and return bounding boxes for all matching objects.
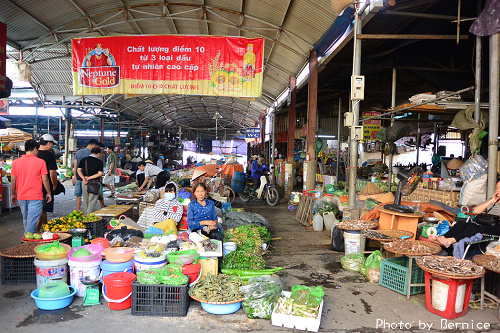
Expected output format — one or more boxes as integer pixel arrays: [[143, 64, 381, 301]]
[[485, 241, 500, 258], [459, 174, 487, 206]]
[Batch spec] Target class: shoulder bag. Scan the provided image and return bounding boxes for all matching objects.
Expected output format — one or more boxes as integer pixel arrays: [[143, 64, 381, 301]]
[[85, 159, 101, 194]]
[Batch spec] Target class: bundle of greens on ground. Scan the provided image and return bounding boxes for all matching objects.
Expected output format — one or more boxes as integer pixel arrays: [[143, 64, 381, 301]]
[[224, 224, 270, 254], [136, 264, 188, 285], [188, 273, 244, 302], [274, 285, 324, 319], [222, 250, 266, 270], [240, 275, 284, 319]]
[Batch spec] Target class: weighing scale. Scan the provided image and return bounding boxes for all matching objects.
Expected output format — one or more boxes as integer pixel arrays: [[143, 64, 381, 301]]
[[80, 276, 101, 306], [67, 228, 88, 248]]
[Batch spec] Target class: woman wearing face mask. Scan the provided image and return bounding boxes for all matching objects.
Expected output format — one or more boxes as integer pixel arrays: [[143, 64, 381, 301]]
[[152, 182, 183, 232]]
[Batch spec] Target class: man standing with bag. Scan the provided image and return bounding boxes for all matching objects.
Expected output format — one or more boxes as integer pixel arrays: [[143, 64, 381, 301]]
[[10, 139, 52, 234], [73, 139, 98, 211], [77, 147, 103, 215], [36, 134, 58, 232], [103, 146, 117, 197]]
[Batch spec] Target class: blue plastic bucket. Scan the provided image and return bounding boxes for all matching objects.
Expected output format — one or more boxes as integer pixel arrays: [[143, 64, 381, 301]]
[[231, 172, 246, 193], [100, 259, 134, 280]]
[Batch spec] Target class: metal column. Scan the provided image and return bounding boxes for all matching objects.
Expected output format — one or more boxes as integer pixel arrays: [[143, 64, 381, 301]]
[[287, 77, 297, 163], [64, 108, 71, 167], [475, 35, 482, 123], [336, 98, 342, 186], [388, 68, 397, 190], [416, 113, 421, 164], [305, 49, 318, 190], [270, 108, 276, 182], [348, 13, 362, 209], [100, 117, 105, 143], [487, 33, 500, 198]]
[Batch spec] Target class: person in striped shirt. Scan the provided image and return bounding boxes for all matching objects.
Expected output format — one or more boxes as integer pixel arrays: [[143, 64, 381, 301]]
[[152, 182, 183, 224], [137, 161, 170, 191]]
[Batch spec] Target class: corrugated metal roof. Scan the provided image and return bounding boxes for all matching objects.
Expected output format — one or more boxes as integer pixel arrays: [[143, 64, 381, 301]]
[[1, 0, 344, 133]]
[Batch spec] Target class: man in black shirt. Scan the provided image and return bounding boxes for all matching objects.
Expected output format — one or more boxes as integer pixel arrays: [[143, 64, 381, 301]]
[[36, 134, 58, 232], [77, 147, 104, 215]]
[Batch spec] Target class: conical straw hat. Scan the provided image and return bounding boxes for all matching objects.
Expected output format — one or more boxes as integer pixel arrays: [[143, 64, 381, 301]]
[[447, 158, 465, 170], [359, 182, 384, 195]]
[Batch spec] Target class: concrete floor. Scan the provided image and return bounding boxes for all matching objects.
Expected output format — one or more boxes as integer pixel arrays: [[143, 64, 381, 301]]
[[0, 184, 499, 333]]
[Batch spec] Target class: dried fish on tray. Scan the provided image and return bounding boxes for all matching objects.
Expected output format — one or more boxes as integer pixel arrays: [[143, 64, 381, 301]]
[[363, 230, 392, 240], [472, 255, 500, 274], [336, 220, 378, 231], [417, 255, 485, 279], [383, 239, 440, 256], [116, 191, 135, 198], [363, 229, 414, 242]]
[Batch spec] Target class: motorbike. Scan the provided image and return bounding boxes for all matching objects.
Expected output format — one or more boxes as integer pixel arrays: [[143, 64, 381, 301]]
[[238, 171, 279, 206]]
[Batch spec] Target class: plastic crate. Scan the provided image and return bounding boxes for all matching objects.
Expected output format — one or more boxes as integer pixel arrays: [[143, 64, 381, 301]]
[[82, 219, 107, 238], [1, 256, 36, 285], [379, 257, 425, 296], [131, 280, 189, 317]]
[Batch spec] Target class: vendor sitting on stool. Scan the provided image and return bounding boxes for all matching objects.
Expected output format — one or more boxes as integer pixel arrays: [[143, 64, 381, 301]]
[[152, 182, 183, 234], [187, 182, 223, 240], [429, 181, 500, 248]]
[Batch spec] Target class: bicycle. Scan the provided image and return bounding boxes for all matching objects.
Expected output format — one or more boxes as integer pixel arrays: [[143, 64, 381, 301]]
[[205, 171, 236, 204]]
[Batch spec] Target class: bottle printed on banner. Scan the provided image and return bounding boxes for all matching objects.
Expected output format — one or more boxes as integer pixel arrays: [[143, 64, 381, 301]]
[[243, 44, 256, 82]]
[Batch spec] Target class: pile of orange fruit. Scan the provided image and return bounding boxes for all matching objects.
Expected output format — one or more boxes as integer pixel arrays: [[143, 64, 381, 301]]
[[44, 210, 97, 232]]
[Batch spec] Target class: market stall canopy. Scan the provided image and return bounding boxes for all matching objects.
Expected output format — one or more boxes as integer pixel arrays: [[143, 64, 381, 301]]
[[0, 127, 32, 143], [195, 164, 220, 177]]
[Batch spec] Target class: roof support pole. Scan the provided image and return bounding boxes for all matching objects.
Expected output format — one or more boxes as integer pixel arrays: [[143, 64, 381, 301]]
[[305, 49, 318, 191], [336, 98, 342, 186], [64, 108, 71, 167], [416, 113, 421, 165], [259, 115, 266, 155], [287, 77, 297, 163], [487, 33, 500, 198], [100, 117, 105, 143], [387, 68, 396, 191], [475, 35, 482, 123], [348, 12, 362, 209]]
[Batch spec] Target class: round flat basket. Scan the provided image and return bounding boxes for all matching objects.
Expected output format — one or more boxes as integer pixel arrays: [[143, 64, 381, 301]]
[[336, 220, 378, 231], [190, 294, 245, 305], [35, 243, 72, 260], [417, 256, 485, 280], [364, 229, 414, 242], [0, 242, 39, 258], [472, 255, 500, 274], [383, 240, 441, 256]]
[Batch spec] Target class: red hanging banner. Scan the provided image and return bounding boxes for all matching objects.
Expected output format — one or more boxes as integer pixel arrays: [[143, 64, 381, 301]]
[[72, 35, 264, 97]]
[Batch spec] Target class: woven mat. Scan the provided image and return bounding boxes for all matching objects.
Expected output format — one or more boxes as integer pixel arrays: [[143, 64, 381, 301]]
[[336, 220, 378, 231], [0, 242, 39, 258], [473, 255, 500, 274], [364, 229, 414, 242], [190, 294, 244, 305], [417, 256, 485, 280], [383, 240, 441, 256]]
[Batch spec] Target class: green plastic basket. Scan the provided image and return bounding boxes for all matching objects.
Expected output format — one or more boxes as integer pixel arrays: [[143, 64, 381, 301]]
[[379, 257, 425, 296]]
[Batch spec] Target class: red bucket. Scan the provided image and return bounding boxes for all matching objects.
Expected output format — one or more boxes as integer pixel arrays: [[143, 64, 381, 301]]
[[181, 263, 201, 284], [102, 272, 136, 310]]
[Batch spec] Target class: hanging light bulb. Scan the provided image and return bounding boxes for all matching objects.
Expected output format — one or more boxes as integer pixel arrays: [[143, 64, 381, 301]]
[[235, 129, 242, 136]]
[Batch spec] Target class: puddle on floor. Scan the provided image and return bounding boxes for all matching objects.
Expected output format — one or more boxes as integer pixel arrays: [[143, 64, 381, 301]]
[[325, 261, 343, 274], [2, 289, 31, 299], [360, 298, 372, 314], [16, 305, 84, 327], [338, 275, 366, 283], [296, 272, 341, 289]]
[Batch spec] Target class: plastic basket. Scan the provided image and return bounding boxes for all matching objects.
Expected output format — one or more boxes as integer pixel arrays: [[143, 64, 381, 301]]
[[34, 243, 71, 260], [1, 256, 36, 285], [379, 257, 425, 296], [82, 219, 107, 237], [131, 280, 189, 317]]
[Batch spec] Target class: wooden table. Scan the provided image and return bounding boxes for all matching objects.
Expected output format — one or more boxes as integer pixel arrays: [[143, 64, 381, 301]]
[[376, 207, 424, 240], [472, 255, 500, 319], [93, 205, 133, 222], [114, 197, 142, 220]]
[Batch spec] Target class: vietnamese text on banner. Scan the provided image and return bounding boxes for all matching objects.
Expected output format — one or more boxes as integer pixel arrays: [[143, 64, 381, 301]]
[[72, 35, 264, 98]]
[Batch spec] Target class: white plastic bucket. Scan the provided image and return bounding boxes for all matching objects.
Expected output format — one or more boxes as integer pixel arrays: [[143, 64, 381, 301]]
[[34, 257, 69, 289], [68, 259, 102, 297], [134, 259, 167, 272], [432, 280, 466, 312], [344, 231, 366, 255], [223, 242, 237, 256]]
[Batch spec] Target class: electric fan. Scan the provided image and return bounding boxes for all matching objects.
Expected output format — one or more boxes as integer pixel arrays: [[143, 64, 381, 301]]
[[384, 166, 424, 213]]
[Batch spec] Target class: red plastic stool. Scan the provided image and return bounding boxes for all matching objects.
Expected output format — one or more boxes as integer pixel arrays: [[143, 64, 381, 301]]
[[424, 271, 474, 319]]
